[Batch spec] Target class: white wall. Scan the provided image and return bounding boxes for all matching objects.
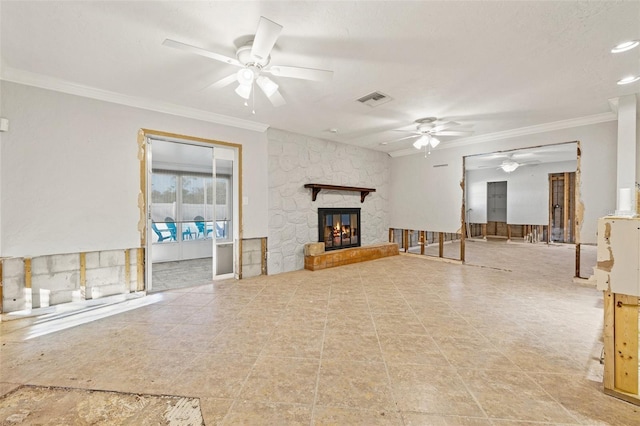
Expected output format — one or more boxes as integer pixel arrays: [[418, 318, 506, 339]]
[[267, 129, 390, 274], [390, 121, 617, 244], [0, 81, 268, 257], [467, 160, 577, 224]]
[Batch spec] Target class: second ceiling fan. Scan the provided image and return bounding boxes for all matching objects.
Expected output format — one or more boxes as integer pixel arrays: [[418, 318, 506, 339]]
[[384, 117, 473, 153], [163, 16, 333, 108]]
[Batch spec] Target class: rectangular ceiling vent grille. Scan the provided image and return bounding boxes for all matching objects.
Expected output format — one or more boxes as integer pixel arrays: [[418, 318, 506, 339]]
[[356, 91, 393, 107]]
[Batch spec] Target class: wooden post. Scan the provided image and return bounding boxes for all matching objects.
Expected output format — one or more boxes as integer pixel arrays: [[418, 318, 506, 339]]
[[563, 172, 570, 243], [481, 223, 487, 239], [389, 228, 394, 243], [403, 229, 409, 253], [136, 248, 145, 291], [419, 231, 425, 255], [438, 232, 444, 258], [460, 230, 465, 262], [124, 249, 131, 293], [0, 260, 3, 314], [507, 225, 512, 241], [575, 243, 581, 278], [613, 294, 639, 393], [603, 290, 615, 390]]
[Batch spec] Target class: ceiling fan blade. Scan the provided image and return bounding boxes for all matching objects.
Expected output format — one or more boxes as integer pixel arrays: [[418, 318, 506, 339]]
[[207, 73, 237, 90], [380, 134, 420, 145], [162, 39, 241, 67], [430, 121, 460, 133], [267, 89, 287, 107], [391, 129, 422, 135], [251, 16, 283, 60], [433, 130, 473, 136], [266, 65, 333, 81]]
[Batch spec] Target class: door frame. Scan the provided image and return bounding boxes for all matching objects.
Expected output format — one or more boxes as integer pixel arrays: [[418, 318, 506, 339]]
[[137, 129, 243, 291]]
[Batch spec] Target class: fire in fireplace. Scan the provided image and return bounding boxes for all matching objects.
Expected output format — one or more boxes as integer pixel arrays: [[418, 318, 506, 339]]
[[318, 208, 361, 251]]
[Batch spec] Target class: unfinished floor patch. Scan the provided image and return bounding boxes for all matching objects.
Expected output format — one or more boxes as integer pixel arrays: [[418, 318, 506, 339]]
[[0, 385, 203, 425]]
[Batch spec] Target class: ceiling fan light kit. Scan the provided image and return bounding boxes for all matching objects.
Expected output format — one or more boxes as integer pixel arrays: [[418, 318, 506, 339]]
[[163, 16, 333, 109], [500, 161, 520, 173], [235, 84, 252, 99]]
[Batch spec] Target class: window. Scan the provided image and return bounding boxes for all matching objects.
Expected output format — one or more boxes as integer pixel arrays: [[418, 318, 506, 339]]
[[151, 171, 231, 243]]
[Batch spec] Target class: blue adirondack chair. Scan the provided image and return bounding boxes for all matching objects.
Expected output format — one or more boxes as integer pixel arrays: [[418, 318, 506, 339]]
[[194, 215, 213, 238]]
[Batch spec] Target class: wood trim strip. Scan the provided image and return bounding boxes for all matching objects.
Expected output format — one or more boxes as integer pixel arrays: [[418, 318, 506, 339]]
[[136, 249, 144, 291], [24, 258, 32, 289], [261, 237, 267, 276], [563, 172, 570, 243], [603, 290, 615, 390], [124, 249, 131, 292], [438, 232, 444, 258], [80, 252, 86, 289]]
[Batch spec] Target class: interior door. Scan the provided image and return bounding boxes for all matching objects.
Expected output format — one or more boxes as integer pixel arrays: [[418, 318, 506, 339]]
[[487, 181, 507, 236]]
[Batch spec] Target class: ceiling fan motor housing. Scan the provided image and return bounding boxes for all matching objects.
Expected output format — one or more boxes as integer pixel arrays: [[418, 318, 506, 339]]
[[236, 42, 270, 68]]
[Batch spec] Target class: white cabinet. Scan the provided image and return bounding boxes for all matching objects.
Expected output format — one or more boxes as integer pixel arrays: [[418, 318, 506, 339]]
[[596, 217, 640, 297]]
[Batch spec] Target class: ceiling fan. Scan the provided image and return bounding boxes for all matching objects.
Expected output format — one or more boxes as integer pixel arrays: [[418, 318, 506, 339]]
[[382, 117, 473, 152], [163, 16, 333, 109], [477, 154, 540, 173]]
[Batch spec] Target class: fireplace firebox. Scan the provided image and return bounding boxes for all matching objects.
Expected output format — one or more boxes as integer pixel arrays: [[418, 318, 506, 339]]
[[318, 208, 361, 251]]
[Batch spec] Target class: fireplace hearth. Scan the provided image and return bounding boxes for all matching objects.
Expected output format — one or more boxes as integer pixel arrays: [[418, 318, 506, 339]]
[[318, 208, 361, 251]]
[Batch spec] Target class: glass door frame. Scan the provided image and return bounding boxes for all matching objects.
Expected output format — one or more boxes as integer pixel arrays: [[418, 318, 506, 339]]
[[138, 129, 242, 292]]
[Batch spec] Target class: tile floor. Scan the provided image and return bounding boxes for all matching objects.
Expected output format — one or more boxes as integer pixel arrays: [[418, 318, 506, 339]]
[[1, 241, 639, 425]]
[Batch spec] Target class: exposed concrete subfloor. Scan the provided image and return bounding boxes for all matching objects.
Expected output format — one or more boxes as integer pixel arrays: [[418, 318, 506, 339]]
[[152, 258, 213, 292], [2, 240, 639, 425]]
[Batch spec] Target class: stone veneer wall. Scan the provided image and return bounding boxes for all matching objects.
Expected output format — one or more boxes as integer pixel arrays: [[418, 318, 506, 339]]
[[267, 128, 390, 274]]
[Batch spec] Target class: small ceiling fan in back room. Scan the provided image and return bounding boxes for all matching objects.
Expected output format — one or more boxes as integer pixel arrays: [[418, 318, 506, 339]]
[[382, 117, 473, 155], [163, 16, 333, 112]]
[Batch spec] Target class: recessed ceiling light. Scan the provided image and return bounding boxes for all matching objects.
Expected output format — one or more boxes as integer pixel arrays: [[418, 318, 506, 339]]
[[611, 40, 639, 53], [617, 75, 640, 85]]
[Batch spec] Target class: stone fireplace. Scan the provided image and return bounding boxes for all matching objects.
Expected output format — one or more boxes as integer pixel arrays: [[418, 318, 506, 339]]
[[318, 208, 361, 251]]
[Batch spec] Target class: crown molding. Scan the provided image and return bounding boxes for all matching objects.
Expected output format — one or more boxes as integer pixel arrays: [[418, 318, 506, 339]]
[[1, 67, 269, 132], [388, 112, 617, 158]]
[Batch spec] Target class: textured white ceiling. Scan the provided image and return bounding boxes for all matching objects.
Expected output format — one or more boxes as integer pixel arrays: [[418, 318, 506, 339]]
[[1, 1, 638, 155]]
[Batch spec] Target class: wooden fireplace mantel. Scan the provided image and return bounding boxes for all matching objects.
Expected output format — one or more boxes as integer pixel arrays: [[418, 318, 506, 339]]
[[304, 184, 376, 203]]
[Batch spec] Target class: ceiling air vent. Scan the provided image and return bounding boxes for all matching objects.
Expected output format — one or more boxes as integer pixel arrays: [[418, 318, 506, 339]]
[[356, 91, 393, 107]]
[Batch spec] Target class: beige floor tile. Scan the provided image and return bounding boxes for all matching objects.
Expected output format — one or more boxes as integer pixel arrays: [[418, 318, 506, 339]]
[[387, 364, 484, 416], [262, 327, 325, 359], [325, 312, 377, 334], [223, 401, 312, 425], [457, 369, 579, 423], [374, 312, 429, 335], [198, 397, 234, 425], [239, 356, 319, 405], [313, 405, 402, 425], [402, 413, 492, 425], [435, 337, 520, 370], [527, 373, 640, 425], [379, 334, 448, 366], [322, 331, 384, 362], [208, 326, 272, 355], [170, 353, 256, 398], [316, 359, 395, 411]]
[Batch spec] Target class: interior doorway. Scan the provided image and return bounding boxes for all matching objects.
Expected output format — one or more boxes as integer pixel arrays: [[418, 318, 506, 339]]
[[486, 181, 507, 237], [142, 134, 240, 292], [549, 172, 576, 243]]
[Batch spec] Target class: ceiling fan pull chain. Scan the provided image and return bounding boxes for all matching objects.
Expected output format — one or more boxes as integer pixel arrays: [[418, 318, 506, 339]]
[[252, 81, 256, 115]]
